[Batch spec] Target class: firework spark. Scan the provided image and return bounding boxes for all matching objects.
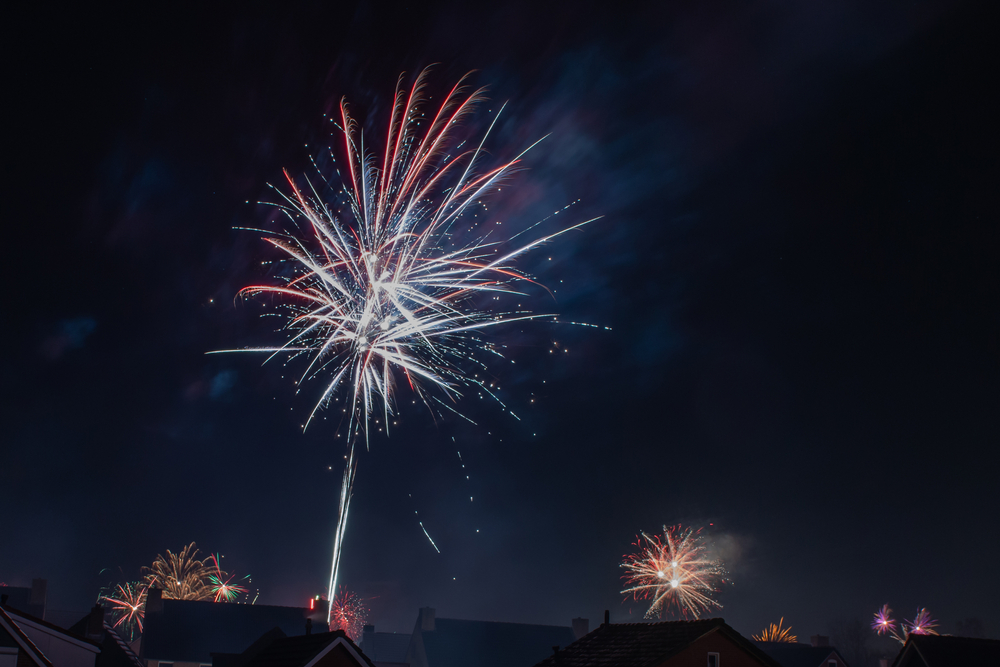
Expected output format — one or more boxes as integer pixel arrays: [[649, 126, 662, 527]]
[[101, 582, 146, 641], [620, 525, 727, 619], [873, 604, 897, 636], [207, 553, 250, 603], [329, 588, 368, 640], [143, 543, 213, 601], [905, 608, 939, 637], [215, 68, 594, 622], [753, 617, 797, 643], [872, 604, 939, 644]]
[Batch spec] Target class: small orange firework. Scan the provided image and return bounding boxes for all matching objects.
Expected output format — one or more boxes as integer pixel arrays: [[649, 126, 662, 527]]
[[752, 617, 797, 643]]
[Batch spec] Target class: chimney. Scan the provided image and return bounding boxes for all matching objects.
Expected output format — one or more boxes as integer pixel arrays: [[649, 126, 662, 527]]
[[603, 610, 610, 626], [551, 646, 559, 656], [810, 635, 830, 647], [145, 587, 164, 615], [309, 597, 330, 627], [86, 604, 104, 641], [419, 607, 436, 632], [1, 594, 8, 606], [362, 625, 375, 655], [306, 618, 313, 636], [572, 618, 589, 639], [29, 579, 47, 620]]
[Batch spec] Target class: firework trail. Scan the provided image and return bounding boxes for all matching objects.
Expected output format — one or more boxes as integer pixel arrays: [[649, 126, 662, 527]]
[[329, 588, 368, 640], [872, 604, 939, 644], [752, 617, 797, 643], [143, 543, 213, 601], [207, 553, 250, 602], [215, 68, 595, 621], [101, 582, 147, 641], [620, 525, 727, 619]]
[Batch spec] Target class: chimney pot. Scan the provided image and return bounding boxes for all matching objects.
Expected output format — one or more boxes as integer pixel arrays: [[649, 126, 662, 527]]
[[362, 625, 375, 655], [145, 587, 164, 615], [306, 618, 313, 636], [552, 646, 559, 655], [86, 604, 104, 640], [810, 635, 830, 647], [1, 594, 8, 606], [29, 579, 47, 620], [603, 610, 610, 626]]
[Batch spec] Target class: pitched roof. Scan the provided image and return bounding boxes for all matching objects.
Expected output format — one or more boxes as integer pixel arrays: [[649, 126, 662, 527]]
[[754, 642, 845, 667], [142, 598, 328, 663], [416, 618, 577, 667], [531, 619, 781, 667], [0, 606, 54, 667], [102, 622, 145, 667], [892, 634, 1000, 666], [65, 612, 144, 667], [242, 630, 374, 667]]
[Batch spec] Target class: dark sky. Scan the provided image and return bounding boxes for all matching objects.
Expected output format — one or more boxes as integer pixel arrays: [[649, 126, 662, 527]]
[[4, 0, 998, 649]]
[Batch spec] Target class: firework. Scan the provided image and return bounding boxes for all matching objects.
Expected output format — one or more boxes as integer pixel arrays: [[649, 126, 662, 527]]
[[143, 543, 213, 601], [752, 617, 797, 643], [872, 604, 897, 636], [905, 608, 939, 636], [620, 525, 727, 619], [207, 553, 250, 603], [872, 604, 938, 644], [215, 68, 594, 621], [101, 582, 146, 641], [329, 588, 368, 640]]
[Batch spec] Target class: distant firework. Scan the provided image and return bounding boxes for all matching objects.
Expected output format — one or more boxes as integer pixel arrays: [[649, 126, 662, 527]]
[[872, 604, 939, 644], [143, 542, 213, 601], [207, 553, 250, 602], [621, 525, 727, 619], [752, 617, 797, 643], [215, 67, 595, 622], [101, 582, 146, 641], [329, 588, 368, 640]]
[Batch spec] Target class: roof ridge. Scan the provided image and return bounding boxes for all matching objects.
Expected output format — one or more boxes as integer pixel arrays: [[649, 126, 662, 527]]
[[436, 617, 574, 629]]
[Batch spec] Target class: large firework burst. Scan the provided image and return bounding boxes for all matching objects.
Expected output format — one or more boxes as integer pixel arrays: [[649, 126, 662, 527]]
[[621, 525, 727, 619], [216, 68, 594, 620], [143, 543, 213, 601], [218, 68, 591, 434]]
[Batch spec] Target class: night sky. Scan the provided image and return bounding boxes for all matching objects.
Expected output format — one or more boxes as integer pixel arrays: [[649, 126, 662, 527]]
[[4, 0, 998, 651]]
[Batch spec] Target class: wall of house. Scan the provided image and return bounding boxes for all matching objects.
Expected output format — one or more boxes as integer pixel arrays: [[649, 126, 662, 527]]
[[661, 631, 770, 667], [823, 652, 848, 667]]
